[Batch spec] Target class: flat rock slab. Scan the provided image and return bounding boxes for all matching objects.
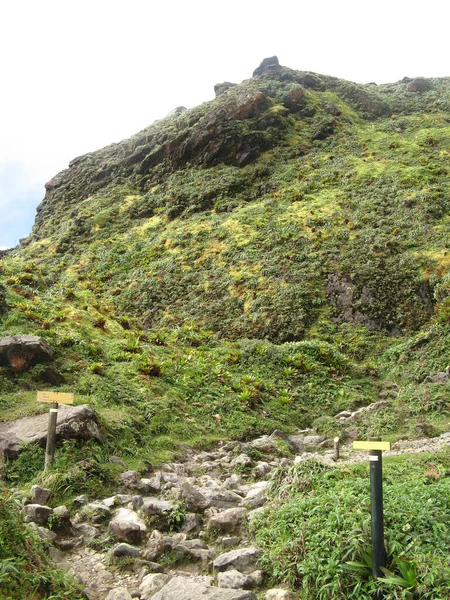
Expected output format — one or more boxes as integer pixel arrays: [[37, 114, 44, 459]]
[[0, 404, 102, 459], [213, 547, 262, 573], [151, 576, 257, 600]]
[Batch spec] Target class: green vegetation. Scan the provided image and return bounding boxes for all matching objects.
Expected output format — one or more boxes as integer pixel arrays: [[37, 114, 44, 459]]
[[0, 486, 83, 599], [1, 66, 450, 598], [2, 68, 450, 483], [252, 450, 450, 599]]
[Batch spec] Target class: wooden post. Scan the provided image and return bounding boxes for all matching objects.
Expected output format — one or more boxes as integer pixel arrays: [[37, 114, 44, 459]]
[[333, 436, 340, 460], [44, 403, 58, 471]]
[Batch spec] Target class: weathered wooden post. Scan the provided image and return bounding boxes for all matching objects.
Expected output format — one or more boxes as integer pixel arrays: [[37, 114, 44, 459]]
[[352, 437, 391, 581], [333, 436, 340, 460], [37, 391, 74, 471], [45, 402, 58, 471]]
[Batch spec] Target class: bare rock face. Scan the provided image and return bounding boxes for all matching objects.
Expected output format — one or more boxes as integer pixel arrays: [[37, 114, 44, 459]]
[[0, 404, 102, 460], [253, 56, 280, 77], [0, 335, 53, 372]]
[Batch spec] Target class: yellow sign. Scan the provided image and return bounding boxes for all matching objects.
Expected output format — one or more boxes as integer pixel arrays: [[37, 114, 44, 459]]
[[353, 441, 391, 451], [37, 391, 74, 405]]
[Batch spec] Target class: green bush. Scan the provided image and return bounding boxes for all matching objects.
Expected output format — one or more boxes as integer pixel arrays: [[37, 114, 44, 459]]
[[252, 453, 450, 599], [0, 486, 84, 599]]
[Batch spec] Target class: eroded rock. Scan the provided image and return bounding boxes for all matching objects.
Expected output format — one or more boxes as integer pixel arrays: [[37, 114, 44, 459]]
[[0, 335, 53, 372]]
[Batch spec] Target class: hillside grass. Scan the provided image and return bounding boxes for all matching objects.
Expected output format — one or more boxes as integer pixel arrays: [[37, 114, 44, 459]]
[[1, 71, 450, 502], [0, 486, 84, 599], [251, 449, 450, 599]]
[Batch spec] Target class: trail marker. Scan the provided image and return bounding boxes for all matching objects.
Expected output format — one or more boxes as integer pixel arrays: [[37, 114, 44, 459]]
[[352, 437, 391, 581], [37, 391, 74, 405], [37, 391, 74, 470]]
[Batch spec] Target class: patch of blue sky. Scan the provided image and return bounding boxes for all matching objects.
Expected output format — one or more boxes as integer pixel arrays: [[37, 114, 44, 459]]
[[0, 162, 43, 249]]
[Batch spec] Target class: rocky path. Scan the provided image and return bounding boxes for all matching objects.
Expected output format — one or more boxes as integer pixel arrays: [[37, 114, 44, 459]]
[[19, 423, 450, 600]]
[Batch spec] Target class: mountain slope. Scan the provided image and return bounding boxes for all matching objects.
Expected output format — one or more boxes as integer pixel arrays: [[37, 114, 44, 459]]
[[1, 58, 450, 480]]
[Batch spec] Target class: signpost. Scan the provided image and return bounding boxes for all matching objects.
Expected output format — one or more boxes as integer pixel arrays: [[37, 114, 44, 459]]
[[353, 437, 391, 582], [37, 392, 74, 471]]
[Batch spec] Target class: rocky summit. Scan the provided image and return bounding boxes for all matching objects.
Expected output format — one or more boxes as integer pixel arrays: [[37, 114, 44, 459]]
[[1, 58, 450, 599]]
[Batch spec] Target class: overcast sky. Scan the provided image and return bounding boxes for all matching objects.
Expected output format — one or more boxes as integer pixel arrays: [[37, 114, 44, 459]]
[[1, 0, 448, 249]]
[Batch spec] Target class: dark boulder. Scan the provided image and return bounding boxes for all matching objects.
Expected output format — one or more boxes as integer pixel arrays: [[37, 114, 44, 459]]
[[253, 56, 279, 76], [0, 336, 53, 372], [214, 82, 237, 98], [407, 78, 431, 93]]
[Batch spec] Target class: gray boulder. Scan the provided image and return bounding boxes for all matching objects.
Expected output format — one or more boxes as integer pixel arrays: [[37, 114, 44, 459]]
[[0, 335, 53, 372], [144, 530, 166, 561], [30, 485, 51, 505], [105, 589, 133, 600], [110, 543, 141, 559], [151, 576, 257, 599], [141, 497, 174, 517], [109, 508, 147, 543], [181, 481, 209, 511], [80, 501, 111, 524], [213, 547, 262, 573], [201, 487, 243, 509], [140, 573, 172, 599], [22, 504, 53, 525], [208, 508, 247, 533], [250, 436, 278, 453], [119, 470, 141, 489], [218, 570, 252, 589], [0, 404, 102, 460], [27, 522, 57, 543]]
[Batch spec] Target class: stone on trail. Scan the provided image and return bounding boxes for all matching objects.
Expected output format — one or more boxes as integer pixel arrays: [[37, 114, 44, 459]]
[[208, 507, 247, 533], [140, 573, 172, 599], [141, 497, 175, 516], [151, 576, 257, 599], [110, 543, 141, 559], [109, 508, 147, 543], [218, 569, 253, 589], [250, 436, 279, 453], [180, 481, 209, 511], [0, 404, 102, 460], [213, 547, 262, 573], [105, 589, 133, 600]]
